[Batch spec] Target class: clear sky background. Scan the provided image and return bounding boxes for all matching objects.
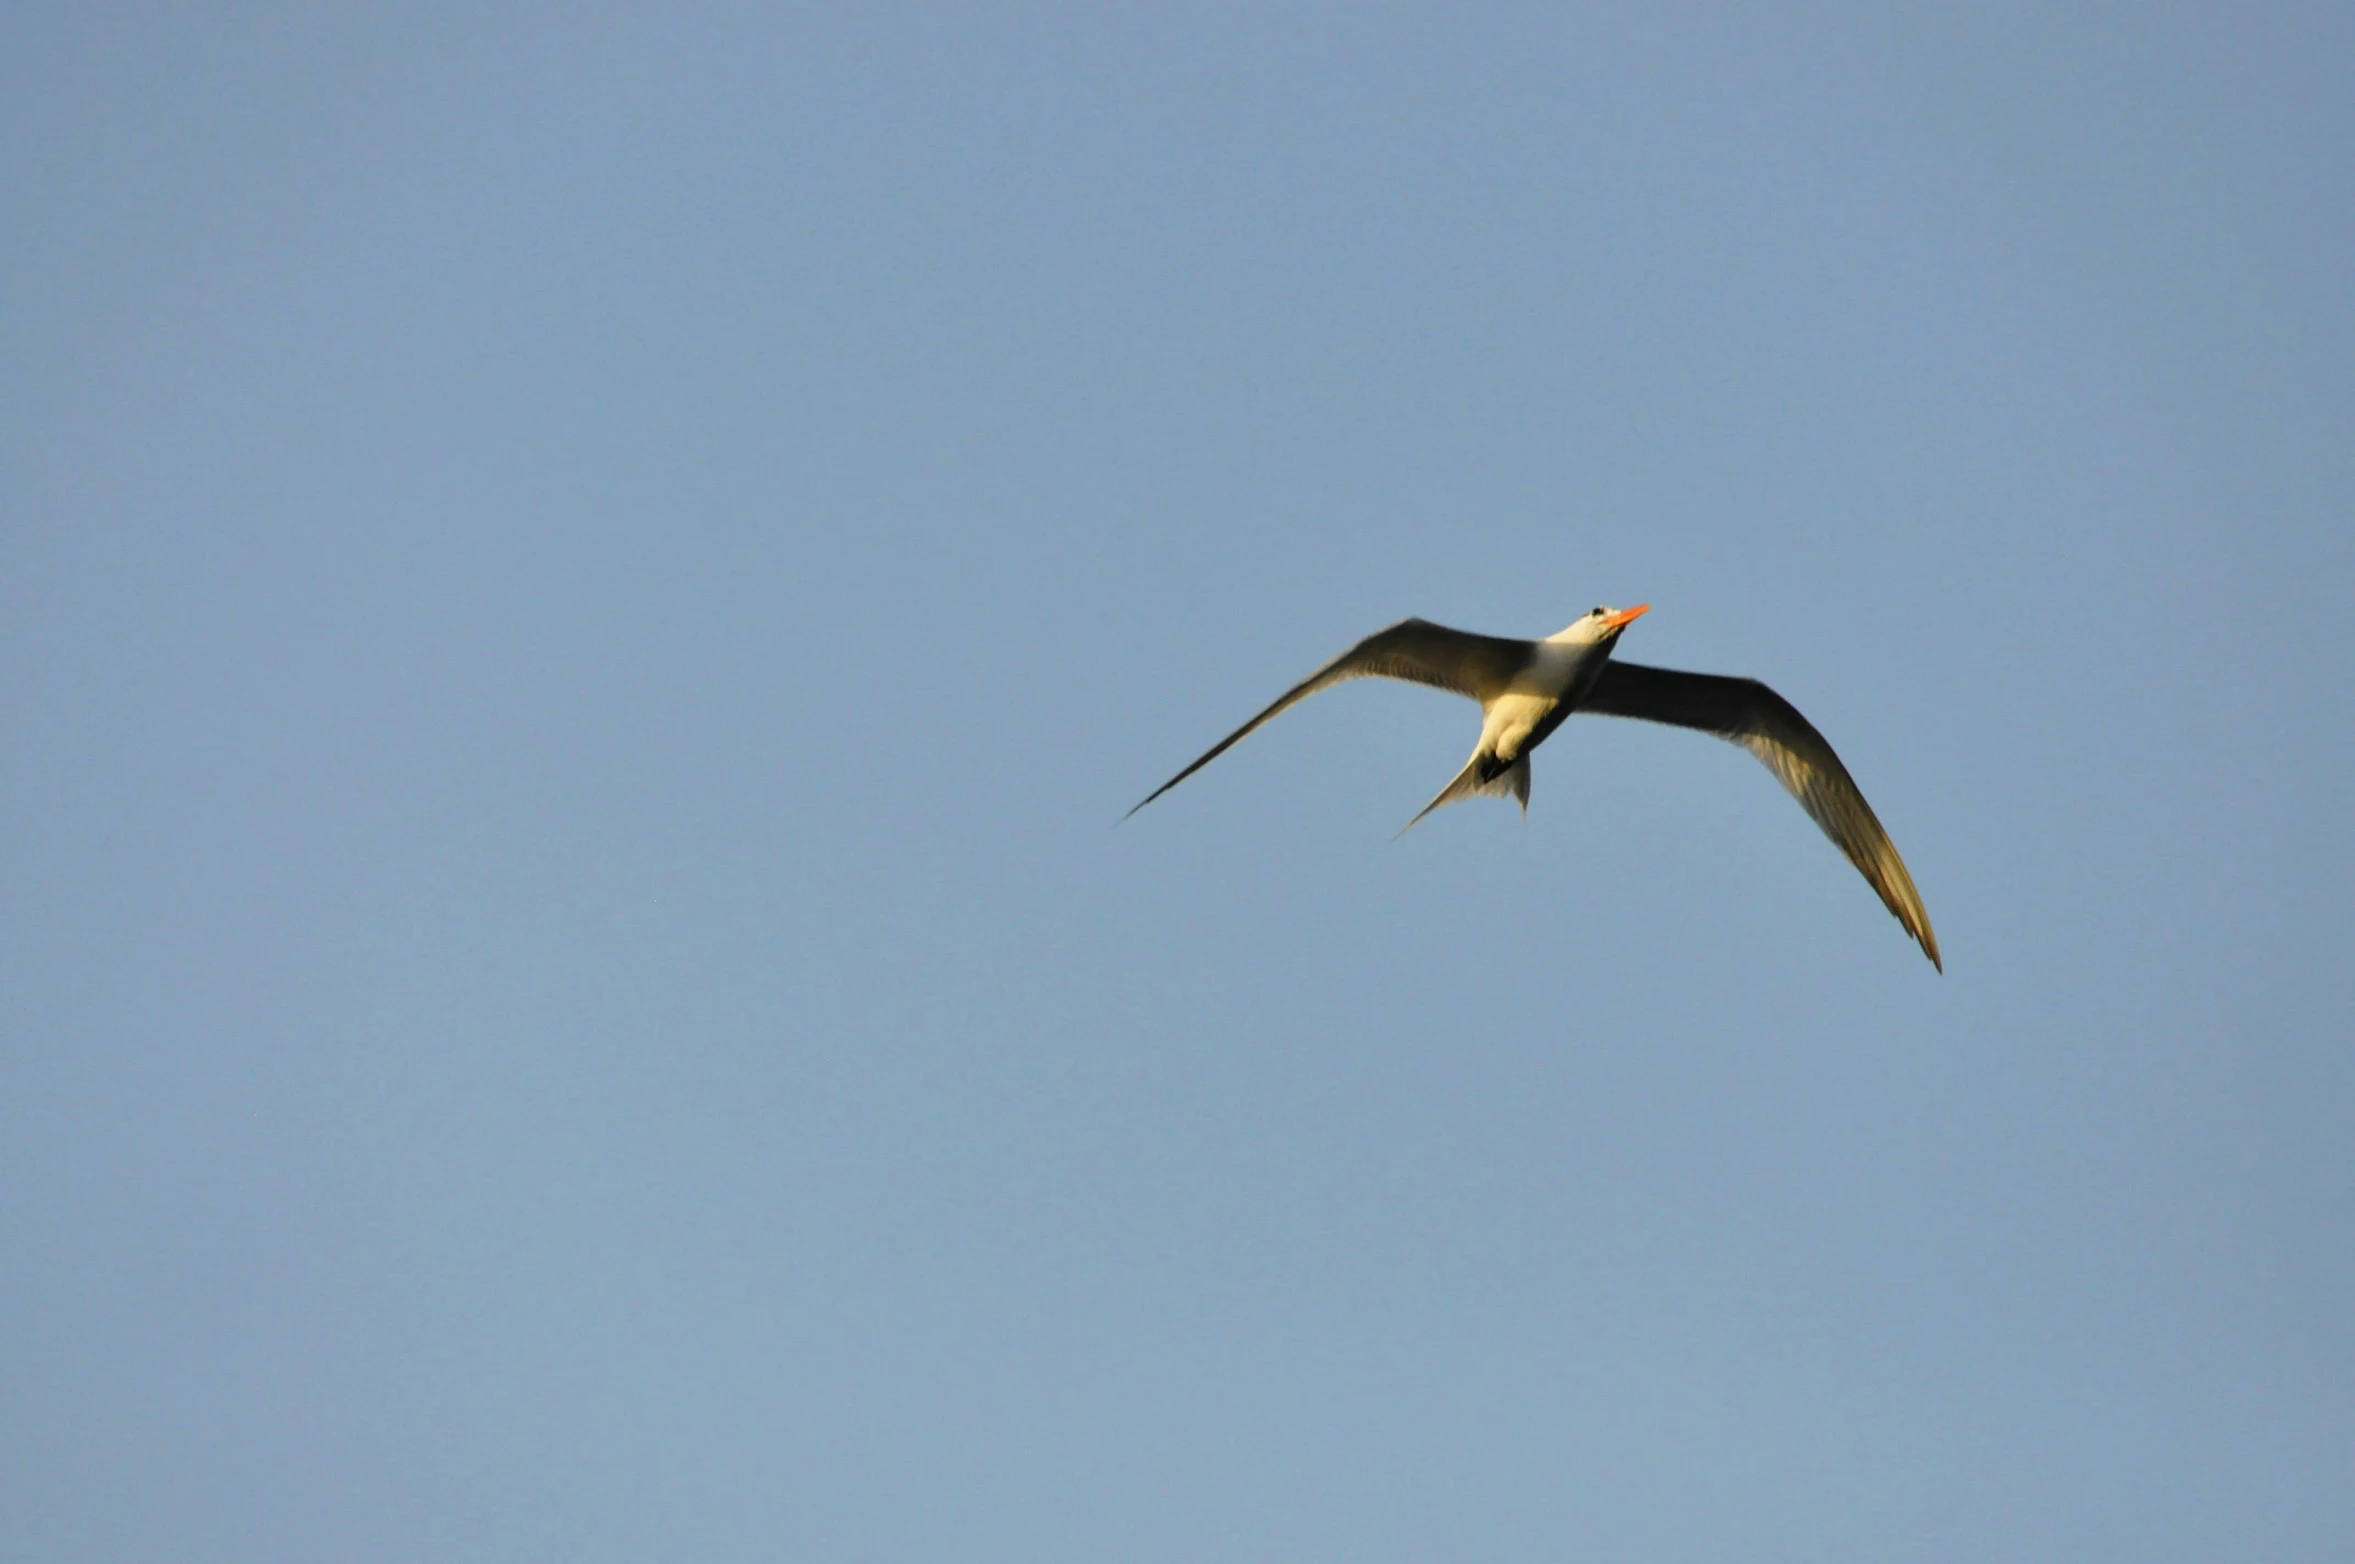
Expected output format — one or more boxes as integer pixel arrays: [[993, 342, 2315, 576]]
[[6, 6, 2351, 1560]]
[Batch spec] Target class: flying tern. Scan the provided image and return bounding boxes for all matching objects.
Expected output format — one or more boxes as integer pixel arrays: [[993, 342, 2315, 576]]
[[1129, 605, 1940, 969]]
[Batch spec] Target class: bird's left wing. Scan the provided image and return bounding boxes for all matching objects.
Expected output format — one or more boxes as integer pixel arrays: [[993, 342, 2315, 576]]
[[1579, 661, 1941, 969], [1128, 618, 1535, 816]]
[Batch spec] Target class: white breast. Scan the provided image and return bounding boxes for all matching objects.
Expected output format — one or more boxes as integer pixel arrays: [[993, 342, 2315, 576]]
[[1478, 642, 1604, 760]]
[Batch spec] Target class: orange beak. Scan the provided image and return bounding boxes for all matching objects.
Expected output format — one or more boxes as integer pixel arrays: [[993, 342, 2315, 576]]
[[1601, 604, 1651, 630]]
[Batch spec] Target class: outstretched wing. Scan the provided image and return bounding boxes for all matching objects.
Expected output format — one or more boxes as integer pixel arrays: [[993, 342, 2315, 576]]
[[1580, 661, 1941, 970], [1128, 619, 1536, 817]]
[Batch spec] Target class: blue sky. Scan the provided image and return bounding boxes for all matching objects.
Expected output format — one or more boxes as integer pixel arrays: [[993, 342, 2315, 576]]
[[6, 6, 2351, 1560]]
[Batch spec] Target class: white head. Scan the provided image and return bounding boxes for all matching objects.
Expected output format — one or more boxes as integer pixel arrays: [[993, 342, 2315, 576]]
[[1552, 602, 1651, 644]]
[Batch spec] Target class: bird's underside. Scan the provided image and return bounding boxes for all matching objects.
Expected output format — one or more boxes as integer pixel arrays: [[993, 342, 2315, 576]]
[[1129, 615, 1941, 970]]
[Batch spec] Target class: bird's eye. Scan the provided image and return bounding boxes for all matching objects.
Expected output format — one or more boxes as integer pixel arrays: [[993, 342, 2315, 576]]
[[1590, 606, 1606, 617]]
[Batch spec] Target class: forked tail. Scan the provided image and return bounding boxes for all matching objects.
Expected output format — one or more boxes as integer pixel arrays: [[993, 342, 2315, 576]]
[[1394, 753, 1531, 839]]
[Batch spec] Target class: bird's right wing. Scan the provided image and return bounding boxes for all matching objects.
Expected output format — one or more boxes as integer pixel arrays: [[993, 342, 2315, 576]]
[[1128, 619, 1535, 816], [1580, 661, 1941, 969]]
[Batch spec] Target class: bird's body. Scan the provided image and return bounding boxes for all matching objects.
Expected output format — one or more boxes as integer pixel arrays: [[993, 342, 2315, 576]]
[[1482, 618, 1634, 757], [1130, 605, 1941, 970]]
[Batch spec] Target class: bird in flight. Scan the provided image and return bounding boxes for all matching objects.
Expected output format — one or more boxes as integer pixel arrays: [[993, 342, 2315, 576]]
[[1129, 606, 1940, 969]]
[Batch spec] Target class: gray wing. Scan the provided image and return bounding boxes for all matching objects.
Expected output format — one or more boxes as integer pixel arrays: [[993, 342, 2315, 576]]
[[1128, 618, 1536, 817], [1580, 661, 1941, 970]]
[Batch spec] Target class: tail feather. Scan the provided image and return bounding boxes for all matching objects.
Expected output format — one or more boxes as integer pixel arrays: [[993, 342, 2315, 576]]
[[1394, 753, 1532, 839]]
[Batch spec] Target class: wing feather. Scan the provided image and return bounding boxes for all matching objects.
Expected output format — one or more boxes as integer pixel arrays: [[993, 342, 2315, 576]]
[[1128, 619, 1534, 816], [1580, 661, 1941, 969]]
